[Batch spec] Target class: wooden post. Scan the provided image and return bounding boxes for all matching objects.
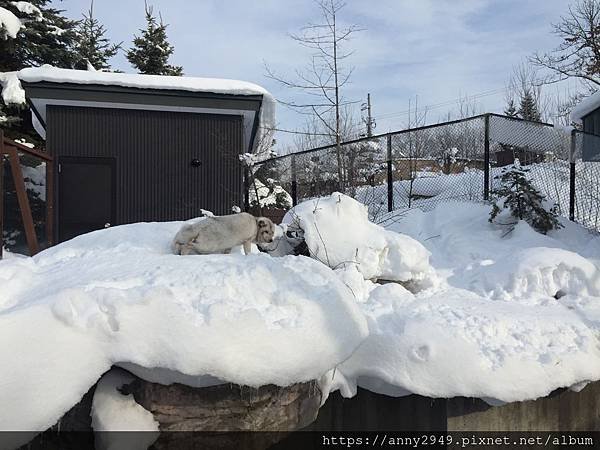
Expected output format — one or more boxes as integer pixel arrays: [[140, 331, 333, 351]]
[[483, 114, 490, 201], [7, 146, 39, 255], [387, 134, 393, 212]]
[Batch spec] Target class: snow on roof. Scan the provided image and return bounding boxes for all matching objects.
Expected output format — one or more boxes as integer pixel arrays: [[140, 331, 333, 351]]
[[1, 65, 276, 155], [0, 6, 22, 39], [571, 90, 600, 123]]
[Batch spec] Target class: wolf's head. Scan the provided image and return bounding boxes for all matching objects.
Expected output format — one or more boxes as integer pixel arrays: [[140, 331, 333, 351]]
[[255, 217, 275, 244]]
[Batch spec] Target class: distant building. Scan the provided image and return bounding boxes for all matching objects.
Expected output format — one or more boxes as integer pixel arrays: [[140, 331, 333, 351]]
[[572, 91, 600, 135]]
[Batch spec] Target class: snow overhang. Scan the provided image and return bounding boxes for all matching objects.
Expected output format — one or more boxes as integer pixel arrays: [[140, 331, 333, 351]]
[[571, 91, 600, 124]]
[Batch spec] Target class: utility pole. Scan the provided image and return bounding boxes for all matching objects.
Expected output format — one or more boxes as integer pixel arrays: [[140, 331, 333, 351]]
[[361, 93, 376, 137]]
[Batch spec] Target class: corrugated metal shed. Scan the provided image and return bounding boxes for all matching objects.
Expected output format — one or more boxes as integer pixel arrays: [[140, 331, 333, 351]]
[[20, 76, 267, 243]]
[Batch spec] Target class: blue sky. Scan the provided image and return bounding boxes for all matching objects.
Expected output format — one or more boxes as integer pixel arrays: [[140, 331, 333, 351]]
[[56, 0, 574, 149]]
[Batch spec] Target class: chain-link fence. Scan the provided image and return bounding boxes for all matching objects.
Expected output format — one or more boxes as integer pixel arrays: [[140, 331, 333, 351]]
[[248, 113, 600, 231], [572, 130, 600, 230]]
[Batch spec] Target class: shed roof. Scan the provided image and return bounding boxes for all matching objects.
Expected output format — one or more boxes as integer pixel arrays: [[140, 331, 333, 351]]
[[1, 66, 276, 157], [571, 91, 600, 124]]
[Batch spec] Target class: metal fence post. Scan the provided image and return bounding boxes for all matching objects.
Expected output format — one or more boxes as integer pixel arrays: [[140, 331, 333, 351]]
[[569, 129, 576, 221], [243, 167, 250, 212], [387, 134, 393, 212], [483, 114, 490, 201], [291, 154, 298, 207]]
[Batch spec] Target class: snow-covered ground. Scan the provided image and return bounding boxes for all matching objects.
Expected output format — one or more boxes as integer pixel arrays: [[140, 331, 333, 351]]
[[0, 218, 368, 432], [322, 199, 600, 404], [1, 193, 600, 435]]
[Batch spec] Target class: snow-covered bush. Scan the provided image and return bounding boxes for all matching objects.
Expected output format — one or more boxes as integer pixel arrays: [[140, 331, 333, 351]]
[[249, 178, 292, 209], [489, 162, 562, 234], [277, 193, 434, 284]]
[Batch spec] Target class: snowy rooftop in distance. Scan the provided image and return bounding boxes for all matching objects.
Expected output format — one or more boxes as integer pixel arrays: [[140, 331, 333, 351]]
[[571, 90, 600, 123]]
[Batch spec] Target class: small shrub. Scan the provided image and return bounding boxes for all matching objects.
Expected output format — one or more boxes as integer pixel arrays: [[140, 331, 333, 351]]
[[489, 162, 562, 234]]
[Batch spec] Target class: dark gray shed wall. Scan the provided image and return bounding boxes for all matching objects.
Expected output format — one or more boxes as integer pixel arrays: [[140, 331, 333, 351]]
[[582, 109, 600, 135], [47, 105, 243, 231]]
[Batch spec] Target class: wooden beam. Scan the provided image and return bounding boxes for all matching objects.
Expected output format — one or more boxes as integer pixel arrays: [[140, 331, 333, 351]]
[[6, 146, 39, 255], [2, 138, 52, 161]]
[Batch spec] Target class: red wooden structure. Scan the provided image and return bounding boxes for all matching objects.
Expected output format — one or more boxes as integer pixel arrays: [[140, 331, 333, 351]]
[[0, 129, 53, 258]]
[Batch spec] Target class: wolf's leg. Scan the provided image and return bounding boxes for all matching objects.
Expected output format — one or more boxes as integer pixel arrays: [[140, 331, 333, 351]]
[[243, 241, 252, 255], [180, 243, 194, 255]]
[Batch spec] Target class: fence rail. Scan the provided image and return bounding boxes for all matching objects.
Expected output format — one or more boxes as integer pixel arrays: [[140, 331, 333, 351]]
[[247, 113, 600, 231]]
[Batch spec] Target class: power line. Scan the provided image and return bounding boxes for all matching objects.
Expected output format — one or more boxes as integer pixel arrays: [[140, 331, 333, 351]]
[[376, 87, 507, 121], [372, 74, 557, 124]]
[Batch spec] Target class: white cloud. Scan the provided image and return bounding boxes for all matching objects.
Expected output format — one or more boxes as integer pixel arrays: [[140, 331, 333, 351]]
[[56, 0, 575, 147]]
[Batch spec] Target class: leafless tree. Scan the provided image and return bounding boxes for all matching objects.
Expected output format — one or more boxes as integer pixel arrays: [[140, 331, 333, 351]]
[[530, 0, 600, 87], [265, 0, 363, 190]]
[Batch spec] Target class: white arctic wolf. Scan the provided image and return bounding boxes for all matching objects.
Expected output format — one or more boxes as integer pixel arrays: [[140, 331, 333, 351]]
[[173, 212, 276, 256]]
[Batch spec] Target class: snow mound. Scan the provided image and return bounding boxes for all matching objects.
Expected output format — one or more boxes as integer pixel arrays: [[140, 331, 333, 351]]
[[336, 287, 600, 403], [283, 193, 434, 283], [4, 196, 600, 432], [91, 369, 159, 450], [91, 369, 159, 432], [0, 6, 21, 39], [473, 246, 600, 300], [0, 221, 367, 431], [328, 201, 600, 403]]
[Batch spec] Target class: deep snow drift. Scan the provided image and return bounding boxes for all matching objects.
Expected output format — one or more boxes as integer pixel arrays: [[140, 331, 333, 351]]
[[0, 219, 368, 431], [2, 193, 600, 433], [324, 200, 600, 403], [278, 193, 433, 283]]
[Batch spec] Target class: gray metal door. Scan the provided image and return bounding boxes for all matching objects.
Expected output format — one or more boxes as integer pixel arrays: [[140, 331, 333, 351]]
[[58, 157, 115, 242]]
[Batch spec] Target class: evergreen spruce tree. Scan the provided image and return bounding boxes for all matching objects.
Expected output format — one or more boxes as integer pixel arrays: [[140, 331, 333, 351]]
[[0, 0, 78, 141], [0, 1, 76, 252], [518, 89, 541, 122], [126, 3, 183, 76], [73, 1, 121, 71], [0, 0, 77, 72], [489, 162, 562, 234], [504, 99, 518, 118]]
